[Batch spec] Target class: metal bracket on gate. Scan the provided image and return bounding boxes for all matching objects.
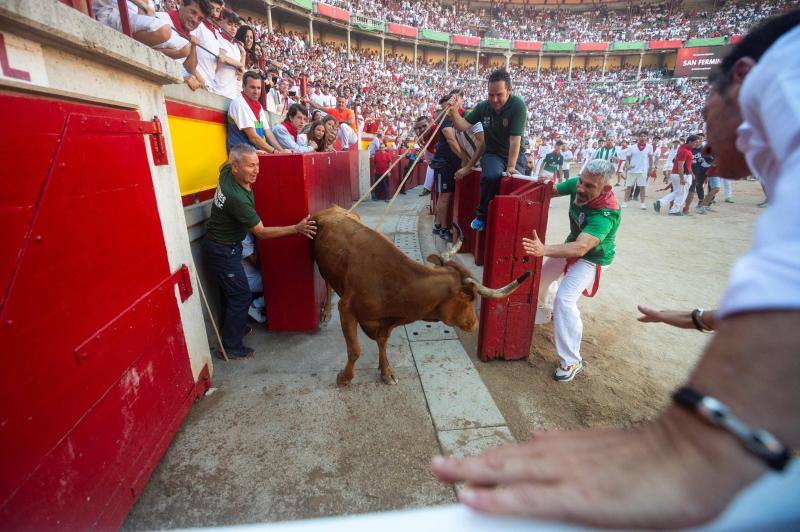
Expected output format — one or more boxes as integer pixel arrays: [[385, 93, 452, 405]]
[[171, 264, 193, 302], [146, 116, 169, 166], [74, 114, 169, 166]]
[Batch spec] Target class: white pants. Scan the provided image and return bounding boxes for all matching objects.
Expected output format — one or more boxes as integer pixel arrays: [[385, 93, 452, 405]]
[[660, 174, 692, 213], [537, 258, 599, 367], [723, 178, 734, 198]]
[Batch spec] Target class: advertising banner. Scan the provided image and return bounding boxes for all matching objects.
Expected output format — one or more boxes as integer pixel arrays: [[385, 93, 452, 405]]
[[453, 34, 480, 46], [674, 45, 731, 77]]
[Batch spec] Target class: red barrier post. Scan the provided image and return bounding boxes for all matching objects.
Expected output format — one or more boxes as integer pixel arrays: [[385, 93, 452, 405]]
[[451, 170, 480, 255], [477, 179, 552, 361], [252, 152, 354, 331]]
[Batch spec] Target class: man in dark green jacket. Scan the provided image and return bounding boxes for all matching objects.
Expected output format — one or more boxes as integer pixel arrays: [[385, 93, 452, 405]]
[[204, 144, 316, 359]]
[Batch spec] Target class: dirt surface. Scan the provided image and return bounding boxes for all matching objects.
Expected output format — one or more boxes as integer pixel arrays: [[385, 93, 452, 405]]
[[425, 178, 766, 441]]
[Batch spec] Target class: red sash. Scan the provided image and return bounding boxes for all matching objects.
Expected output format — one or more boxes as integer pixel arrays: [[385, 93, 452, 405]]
[[167, 9, 189, 35], [564, 259, 602, 298], [242, 92, 263, 121]]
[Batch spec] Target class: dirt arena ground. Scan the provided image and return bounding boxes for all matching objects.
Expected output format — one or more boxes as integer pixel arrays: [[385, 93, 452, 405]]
[[448, 177, 766, 440]]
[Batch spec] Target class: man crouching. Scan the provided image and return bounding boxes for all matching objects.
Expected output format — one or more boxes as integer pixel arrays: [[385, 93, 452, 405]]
[[523, 159, 620, 381]]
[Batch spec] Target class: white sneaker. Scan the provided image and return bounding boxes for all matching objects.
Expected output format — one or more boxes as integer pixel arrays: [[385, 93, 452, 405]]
[[621, 202, 628, 208], [554, 361, 583, 382], [640, 203, 647, 210], [248, 305, 266, 323]]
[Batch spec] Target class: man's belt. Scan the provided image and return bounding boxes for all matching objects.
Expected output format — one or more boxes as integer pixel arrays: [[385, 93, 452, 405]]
[[207, 235, 239, 246]]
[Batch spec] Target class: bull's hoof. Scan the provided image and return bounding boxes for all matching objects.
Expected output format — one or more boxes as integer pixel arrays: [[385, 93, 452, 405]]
[[381, 370, 399, 385], [336, 371, 353, 386]]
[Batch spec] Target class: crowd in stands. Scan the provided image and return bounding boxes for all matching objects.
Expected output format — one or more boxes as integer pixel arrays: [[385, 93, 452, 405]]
[[93, 0, 768, 159], [329, 0, 794, 42]]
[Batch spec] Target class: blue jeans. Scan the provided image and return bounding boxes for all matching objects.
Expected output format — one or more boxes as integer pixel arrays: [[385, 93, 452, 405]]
[[476, 152, 528, 221], [203, 237, 252, 354]]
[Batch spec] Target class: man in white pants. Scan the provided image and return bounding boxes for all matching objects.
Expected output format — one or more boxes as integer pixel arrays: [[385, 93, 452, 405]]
[[522, 159, 621, 381], [654, 135, 698, 216], [622, 130, 654, 209]]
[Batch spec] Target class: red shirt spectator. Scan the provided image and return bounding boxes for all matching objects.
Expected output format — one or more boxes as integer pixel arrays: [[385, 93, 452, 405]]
[[374, 147, 393, 176], [672, 143, 695, 175]]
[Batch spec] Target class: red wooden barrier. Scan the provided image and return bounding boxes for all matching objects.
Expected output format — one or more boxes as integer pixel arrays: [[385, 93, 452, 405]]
[[0, 92, 202, 528], [451, 170, 480, 255], [477, 178, 552, 361], [253, 151, 354, 331]]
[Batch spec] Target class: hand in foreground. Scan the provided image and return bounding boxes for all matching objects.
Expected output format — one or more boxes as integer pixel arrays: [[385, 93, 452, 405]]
[[637, 305, 695, 329], [431, 410, 763, 528], [294, 215, 316, 239], [521, 230, 545, 257], [454, 167, 471, 181]]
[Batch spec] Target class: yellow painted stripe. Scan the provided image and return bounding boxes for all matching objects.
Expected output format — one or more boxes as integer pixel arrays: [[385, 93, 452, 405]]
[[167, 115, 228, 195]]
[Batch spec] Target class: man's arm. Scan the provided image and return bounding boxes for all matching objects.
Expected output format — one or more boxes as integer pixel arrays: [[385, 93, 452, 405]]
[[272, 125, 314, 153], [442, 127, 464, 160], [522, 230, 600, 259], [263, 129, 287, 152], [455, 132, 485, 180], [242, 127, 276, 153], [677, 158, 687, 185], [445, 95, 474, 132], [249, 215, 316, 240], [506, 135, 522, 175], [182, 39, 199, 75]]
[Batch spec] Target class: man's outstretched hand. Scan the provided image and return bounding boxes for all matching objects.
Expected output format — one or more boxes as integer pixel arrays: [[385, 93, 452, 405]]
[[294, 215, 317, 239], [431, 411, 764, 528], [637, 305, 695, 329], [522, 230, 545, 257]]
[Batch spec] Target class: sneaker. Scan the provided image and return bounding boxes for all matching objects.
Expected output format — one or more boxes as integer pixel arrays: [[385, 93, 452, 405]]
[[653, 200, 661, 213], [419, 188, 431, 196], [621, 202, 628, 208], [470, 218, 486, 231], [695, 206, 707, 215], [757, 201, 768, 208], [668, 211, 684, 216], [704, 205, 715, 212], [554, 361, 583, 382], [639, 203, 647, 210], [724, 197, 735, 203], [439, 228, 454, 243], [248, 306, 266, 323], [216, 345, 255, 361]]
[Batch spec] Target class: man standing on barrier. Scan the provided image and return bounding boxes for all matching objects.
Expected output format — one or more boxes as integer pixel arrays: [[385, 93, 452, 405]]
[[447, 68, 528, 232], [204, 144, 316, 360], [522, 159, 621, 382]]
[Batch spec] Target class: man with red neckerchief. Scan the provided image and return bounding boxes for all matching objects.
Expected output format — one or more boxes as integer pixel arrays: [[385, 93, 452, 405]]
[[154, 0, 212, 88], [188, 0, 223, 92], [227, 72, 285, 154], [522, 158, 621, 382]]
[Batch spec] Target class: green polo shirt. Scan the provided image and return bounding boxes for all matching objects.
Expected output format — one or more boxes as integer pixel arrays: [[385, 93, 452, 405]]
[[464, 94, 527, 156], [555, 178, 620, 266], [542, 151, 564, 173], [205, 163, 261, 242]]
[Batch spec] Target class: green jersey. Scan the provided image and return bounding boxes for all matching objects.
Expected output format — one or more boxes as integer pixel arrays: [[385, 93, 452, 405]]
[[464, 94, 527, 157], [592, 146, 619, 164], [555, 178, 620, 266], [205, 163, 261, 242], [542, 151, 564, 173]]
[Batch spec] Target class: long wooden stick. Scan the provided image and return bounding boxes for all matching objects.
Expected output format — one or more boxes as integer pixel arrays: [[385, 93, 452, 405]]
[[376, 109, 451, 229], [195, 272, 229, 362], [349, 105, 451, 213]]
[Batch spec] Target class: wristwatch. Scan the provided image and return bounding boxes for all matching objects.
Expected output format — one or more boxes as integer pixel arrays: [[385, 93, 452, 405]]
[[673, 386, 792, 471]]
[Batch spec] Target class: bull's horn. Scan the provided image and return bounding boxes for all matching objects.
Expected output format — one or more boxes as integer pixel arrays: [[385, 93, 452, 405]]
[[439, 223, 463, 263], [466, 271, 532, 299]]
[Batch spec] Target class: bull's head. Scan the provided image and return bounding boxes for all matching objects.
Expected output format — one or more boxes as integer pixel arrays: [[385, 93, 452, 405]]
[[426, 225, 532, 332]]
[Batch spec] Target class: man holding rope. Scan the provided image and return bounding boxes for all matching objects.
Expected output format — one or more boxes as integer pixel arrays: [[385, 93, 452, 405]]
[[447, 68, 528, 232]]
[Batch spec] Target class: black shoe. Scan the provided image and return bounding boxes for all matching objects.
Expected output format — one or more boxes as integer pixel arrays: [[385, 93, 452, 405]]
[[439, 229, 454, 243], [216, 345, 255, 360], [432, 224, 442, 235]]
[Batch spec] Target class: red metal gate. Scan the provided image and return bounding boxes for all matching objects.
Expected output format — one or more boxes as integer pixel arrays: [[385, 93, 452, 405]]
[[0, 91, 203, 528]]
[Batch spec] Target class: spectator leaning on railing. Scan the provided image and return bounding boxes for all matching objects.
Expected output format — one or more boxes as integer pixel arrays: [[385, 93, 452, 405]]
[[227, 71, 285, 154], [273, 104, 315, 153]]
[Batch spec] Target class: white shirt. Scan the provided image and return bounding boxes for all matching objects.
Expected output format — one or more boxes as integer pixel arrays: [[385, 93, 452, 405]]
[[228, 93, 267, 133], [154, 11, 190, 53], [561, 149, 573, 170], [215, 37, 243, 100], [628, 143, 653, 174], [190, 22, 220, 91], [664, 147, 679, 167], [719, 25, 800, 317]]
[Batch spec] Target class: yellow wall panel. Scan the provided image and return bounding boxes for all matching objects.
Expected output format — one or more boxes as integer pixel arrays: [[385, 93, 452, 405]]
[[167, 116, 228, 195]]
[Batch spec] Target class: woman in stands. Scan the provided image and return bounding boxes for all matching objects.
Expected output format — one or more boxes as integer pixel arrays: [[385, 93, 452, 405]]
[[307, 120, 331, 152], [235, 25, 259, 70]]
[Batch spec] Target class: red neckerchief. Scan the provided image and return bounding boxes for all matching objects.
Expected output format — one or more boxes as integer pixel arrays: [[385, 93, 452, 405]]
[[201, 19, 218, 36], [241, 92, 262, 120], [583, 189, 619, 210], [219, 28, 235, 43], [281, 120, 298, 141], [637, 142, 647, 151], [167, 9, 189, 35]]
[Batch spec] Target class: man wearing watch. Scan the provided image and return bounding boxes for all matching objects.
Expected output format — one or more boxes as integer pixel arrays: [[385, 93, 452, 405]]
[[432, 11, 800, 528]]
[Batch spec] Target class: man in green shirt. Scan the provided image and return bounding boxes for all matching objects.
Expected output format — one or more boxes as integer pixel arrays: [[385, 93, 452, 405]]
[[539, 140, 564, 181], [447, 68, 528, 231], [204, 144, 316, 359], [522, 159, 620, 381]]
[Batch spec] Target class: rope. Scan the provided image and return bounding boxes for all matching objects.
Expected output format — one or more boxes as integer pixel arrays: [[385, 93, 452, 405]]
[[348, 105, 451, 213], [376, 108, 451, 229]]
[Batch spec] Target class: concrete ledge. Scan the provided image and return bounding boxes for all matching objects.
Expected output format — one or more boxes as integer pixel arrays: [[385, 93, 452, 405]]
[[164, 83, 231, 111], [0, 0, 182, 85]]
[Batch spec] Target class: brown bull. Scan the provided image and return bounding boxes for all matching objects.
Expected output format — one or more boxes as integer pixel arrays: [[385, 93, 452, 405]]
[[312, 206, 530, 386]]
